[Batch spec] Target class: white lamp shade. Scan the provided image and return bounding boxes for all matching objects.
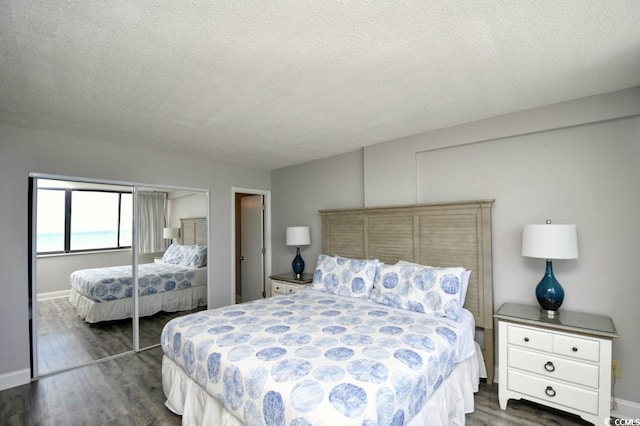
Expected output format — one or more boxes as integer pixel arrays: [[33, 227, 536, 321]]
[[163, 227, 180, 239], [522, 223, 578, 259], [286, 226, 310, 246]]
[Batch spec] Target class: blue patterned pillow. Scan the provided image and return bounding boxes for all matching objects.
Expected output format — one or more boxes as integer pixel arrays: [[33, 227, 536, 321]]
[[311, 254, 378, 299], [161, 244, 183, 264], [397, 261, 472, 307], [179, 245, 207, 268], [369, 262, 468, 321]]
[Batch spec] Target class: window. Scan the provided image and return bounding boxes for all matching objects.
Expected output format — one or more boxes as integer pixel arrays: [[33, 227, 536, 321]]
[[36, 183, 133, 254], [36, 189, 66, 253]]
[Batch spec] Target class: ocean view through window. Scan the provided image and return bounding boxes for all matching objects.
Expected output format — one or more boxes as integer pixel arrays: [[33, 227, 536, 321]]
[[36, 180, 132, 254]]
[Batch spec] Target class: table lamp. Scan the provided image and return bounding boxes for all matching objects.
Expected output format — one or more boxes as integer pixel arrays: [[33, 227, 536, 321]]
[[522, 220, 578, 316], [163, 227, 180, 245], [286, 226, 310, 279]]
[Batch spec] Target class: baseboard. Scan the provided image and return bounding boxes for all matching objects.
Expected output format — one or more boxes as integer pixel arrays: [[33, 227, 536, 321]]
[[613, 398, 640, 420], [0, 368, 30, 391], [37, 289, 70, 301]]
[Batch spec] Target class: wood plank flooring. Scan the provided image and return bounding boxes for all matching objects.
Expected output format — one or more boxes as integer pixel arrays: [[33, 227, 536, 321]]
[[1, 345, 596, 426], [36, 297, 204, 376]]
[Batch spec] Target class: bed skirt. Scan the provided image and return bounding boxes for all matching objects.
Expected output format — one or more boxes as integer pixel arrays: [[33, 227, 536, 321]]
[[162, 342, 485, 426], [69, 285, 207, 323]]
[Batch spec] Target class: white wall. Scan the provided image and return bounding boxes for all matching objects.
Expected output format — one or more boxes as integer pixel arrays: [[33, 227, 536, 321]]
[[0, 125, 270, 388], [168, 192, 208, 234], [272, 88, 640, 409]]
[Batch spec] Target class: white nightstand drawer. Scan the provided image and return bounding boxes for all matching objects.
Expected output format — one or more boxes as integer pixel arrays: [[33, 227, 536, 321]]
[[284, 283, 300, 294], [507, 325, 550, 352], [508, 346, 599, 388], [553, 334, 600, 363], [271, 280, 308, 296], [271, 281, 286, 295], [508, 369, 599, 415]]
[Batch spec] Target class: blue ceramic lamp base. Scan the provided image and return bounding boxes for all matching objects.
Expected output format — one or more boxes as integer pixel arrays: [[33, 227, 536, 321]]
[[535, 259, 565, 317], [292, 247, 305, 280]]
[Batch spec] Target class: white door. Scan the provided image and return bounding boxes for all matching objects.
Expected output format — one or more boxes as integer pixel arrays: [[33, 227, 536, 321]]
[[240, 195, 264, 302]]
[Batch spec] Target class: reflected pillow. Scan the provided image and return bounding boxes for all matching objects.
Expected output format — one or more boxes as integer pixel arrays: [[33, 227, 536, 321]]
[[161, 244, 183, 264], [179, 245, 207, 268]]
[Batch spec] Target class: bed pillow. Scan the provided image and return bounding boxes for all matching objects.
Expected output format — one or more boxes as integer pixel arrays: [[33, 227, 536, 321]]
[[311, 254, 335, 293], [397, 260, 472, 308], [161, 244, 184, 264], [311, 254, 379, 299], [179, 245, 207, 268], [369, 261, 468, 321]]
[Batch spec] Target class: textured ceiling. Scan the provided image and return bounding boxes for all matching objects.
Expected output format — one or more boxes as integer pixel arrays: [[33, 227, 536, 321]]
[[1, 1, 639, 170]]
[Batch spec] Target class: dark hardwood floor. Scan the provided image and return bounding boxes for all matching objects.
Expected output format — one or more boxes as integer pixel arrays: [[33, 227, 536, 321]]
[[1, 345, 595, 426], [36, 297, 204, 376]]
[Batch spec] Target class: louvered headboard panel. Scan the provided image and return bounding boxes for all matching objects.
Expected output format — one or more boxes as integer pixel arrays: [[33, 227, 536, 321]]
[[320, 200, 495, 383]]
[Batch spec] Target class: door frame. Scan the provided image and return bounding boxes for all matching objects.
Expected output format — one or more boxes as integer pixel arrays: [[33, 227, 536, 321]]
[[231, 187, 271, 306]]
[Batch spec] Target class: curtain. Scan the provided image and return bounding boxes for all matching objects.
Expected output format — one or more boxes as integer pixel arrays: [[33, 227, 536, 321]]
[[138, 192, 167, 253]]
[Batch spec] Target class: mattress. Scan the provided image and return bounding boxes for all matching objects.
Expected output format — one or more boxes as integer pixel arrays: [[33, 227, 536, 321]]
[[161, 288, 479, 425], [69, 284, 207, 323], [70, 262, 207, 302]]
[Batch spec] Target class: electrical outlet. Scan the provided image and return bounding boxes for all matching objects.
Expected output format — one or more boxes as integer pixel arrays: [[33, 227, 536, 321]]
[[612, 360, 622, 379]]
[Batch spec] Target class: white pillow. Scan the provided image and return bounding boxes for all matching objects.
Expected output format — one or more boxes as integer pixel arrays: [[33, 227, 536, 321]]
[[311, 254, 378, 299], [369, 261, 468, 321]]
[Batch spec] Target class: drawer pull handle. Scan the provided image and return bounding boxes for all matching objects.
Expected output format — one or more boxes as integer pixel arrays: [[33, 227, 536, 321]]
[[572, 347, 578, 352], [544, 361, 555, 372], [524, 337, 530, 342], [545, 386, 556, 397]]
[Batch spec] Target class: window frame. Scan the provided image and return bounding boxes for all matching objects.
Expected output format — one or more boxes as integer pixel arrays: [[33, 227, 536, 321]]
[[36, 187, 133, 255]]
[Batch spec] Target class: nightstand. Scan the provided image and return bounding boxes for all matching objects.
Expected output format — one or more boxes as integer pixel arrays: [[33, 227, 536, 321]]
[[269, 273, 313, 296], [495, 303, 617, 425]]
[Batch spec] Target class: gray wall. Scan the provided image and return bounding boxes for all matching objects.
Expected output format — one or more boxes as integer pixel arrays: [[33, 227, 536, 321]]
[[0, 125, 270, 387], [271, 149, 364, 276], [271, 88, 640, 408]]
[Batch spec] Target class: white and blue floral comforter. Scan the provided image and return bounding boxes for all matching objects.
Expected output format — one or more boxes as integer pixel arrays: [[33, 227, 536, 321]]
[[161, 288, 475, 425], [70, 262, 205, 303]]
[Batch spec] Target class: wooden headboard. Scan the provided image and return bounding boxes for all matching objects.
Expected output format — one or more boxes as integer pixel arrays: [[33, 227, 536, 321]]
[[180, 217, 207, 245], [320, 199, 495, 384]]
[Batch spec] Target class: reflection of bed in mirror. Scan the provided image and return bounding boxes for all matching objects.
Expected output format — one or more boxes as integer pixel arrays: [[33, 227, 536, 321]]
[[70, 217, 209, 323], [69, 252, 207, 323]]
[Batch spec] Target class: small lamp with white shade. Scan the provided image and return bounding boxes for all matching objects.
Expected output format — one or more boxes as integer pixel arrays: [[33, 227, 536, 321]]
[[522, 220, 579, 317], [163, 227, 180, 245], [286, 226, 311, 279]]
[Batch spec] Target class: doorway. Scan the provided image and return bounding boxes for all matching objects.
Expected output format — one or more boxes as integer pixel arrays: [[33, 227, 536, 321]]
[[232, 188, 271, 304]]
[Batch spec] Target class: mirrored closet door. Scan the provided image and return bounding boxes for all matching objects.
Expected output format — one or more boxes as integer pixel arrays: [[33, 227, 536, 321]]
[[137, 187, 209, 350], [30, 175, 209, 377]]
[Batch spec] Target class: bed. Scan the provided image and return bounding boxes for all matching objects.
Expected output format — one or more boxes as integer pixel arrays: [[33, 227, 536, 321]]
[[69, 244, 208, 323], [161, 200, 494, 425]]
